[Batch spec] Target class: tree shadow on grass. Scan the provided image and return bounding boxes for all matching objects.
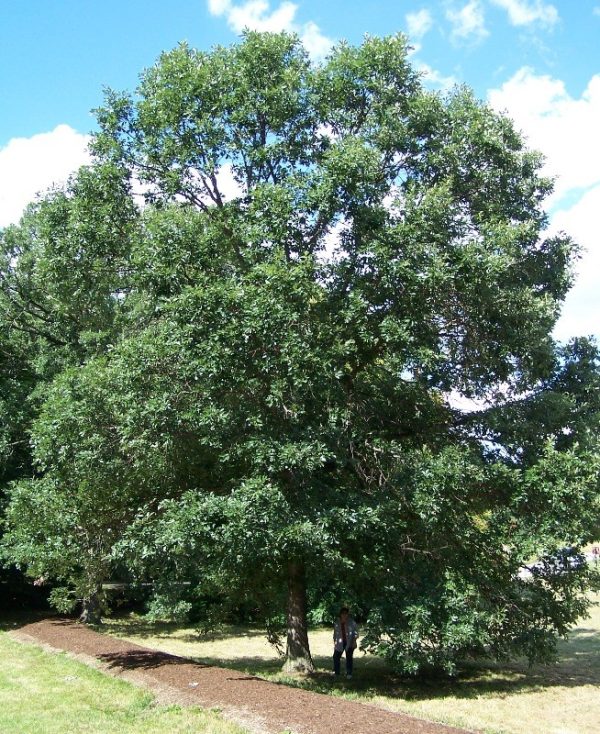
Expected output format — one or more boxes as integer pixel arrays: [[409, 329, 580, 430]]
[[94, 615, 600, 704], [103, 618, 268, 644], [173, 627, 600, 704]]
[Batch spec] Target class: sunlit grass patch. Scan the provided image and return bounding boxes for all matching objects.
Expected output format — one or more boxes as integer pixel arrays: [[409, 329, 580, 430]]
[[0, 631, 248, 734]]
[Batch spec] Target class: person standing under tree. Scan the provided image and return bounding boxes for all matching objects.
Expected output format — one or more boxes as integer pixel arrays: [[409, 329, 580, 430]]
[[333, 607, 358, 678]]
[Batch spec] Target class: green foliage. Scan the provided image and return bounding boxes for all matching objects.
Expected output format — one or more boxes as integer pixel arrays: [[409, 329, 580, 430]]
[[2, 31, 599, 672], [0, 163, 136, 366], [319, 441, 600, 675]]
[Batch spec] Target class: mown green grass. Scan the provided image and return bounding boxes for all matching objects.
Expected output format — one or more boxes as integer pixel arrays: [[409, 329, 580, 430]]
[[103, 592, 600, 734], [0, 628, 249, 734]]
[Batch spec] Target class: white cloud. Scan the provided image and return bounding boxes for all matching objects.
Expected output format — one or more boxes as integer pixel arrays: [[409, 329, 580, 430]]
[[488, 69, 600, 341], [207, 0, 333, 60], [490, 0, 559, 28], [406, 8, 434, 39], [488, 68, 600, 205], [417, 61, 457, 90], [0, 125, 91, 228], [222, 0, 297, 32], [549, 184, 600, 342], [446, 0, 489, 44], [215, 163, 244, 202], [208, 0, 232, 13], [301, 20, 333, 60]]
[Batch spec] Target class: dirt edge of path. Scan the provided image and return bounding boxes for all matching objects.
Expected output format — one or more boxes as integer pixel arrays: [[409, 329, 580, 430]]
[[8, 629, 269, 734]]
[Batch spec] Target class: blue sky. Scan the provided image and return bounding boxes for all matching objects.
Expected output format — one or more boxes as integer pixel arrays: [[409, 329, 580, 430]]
[[1, 0, 599, 340]]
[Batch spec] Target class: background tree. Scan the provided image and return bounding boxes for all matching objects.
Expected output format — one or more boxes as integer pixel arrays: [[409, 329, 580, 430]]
[[0, 325, 39, 606], [0, 162, 139, 615], [2, 31, 599, 674]]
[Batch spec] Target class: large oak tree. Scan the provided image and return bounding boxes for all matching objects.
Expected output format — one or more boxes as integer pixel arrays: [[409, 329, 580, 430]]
[[2, 32, 599, 673]]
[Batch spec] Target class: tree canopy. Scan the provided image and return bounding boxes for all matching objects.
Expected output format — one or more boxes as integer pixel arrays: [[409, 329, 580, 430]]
[[1, 31, 599, 673]]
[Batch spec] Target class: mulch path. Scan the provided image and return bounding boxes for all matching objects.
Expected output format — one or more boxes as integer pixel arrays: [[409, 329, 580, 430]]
[[10, 619, 474, 734]]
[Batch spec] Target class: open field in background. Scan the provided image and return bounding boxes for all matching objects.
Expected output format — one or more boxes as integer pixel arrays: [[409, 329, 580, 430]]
[[0, 627, 248, 734], [102, 592, 600, 734]]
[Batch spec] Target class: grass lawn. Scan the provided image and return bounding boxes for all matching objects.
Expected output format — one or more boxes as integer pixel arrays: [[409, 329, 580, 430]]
[[0, 624, 249, 734], [102, 592, 600, 734]]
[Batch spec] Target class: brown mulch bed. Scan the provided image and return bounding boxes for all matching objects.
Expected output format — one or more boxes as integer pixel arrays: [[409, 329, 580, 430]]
[[10, 619, 474, 734]]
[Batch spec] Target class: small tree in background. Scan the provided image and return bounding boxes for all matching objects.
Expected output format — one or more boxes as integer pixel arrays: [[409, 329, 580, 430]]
[[0, 163, 138, 616]]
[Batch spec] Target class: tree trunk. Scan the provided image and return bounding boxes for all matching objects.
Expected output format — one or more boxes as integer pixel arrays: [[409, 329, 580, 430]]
[[79, 588, 101, 625], [283, 561, 314, 674]]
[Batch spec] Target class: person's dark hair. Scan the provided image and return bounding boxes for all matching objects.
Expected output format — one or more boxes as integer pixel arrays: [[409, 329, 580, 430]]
[[339, 606, 349, 615]]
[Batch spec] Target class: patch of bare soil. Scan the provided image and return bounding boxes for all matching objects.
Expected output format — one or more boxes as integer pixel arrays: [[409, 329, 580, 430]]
[[10, 619, 474, 734]]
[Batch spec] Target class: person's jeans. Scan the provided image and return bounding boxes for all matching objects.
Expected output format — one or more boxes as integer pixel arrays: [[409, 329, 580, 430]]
[[333, 645, 354, 675]]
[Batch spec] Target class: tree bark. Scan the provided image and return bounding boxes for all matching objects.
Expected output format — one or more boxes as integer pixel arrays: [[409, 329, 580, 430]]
[[79, 588, 101, 625], [283, 561, 314, 673]]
